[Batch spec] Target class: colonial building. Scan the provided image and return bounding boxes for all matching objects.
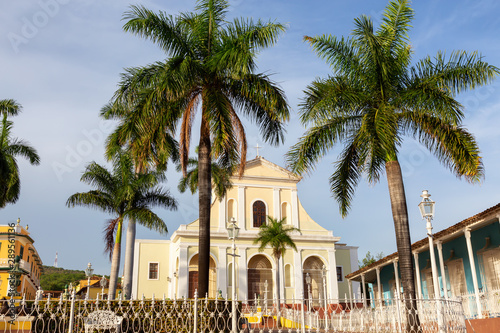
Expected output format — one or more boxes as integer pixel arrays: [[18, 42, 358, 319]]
[[132, 156, 359, 304], [346, 202, 500, 319], [0, 219, 43, 299]]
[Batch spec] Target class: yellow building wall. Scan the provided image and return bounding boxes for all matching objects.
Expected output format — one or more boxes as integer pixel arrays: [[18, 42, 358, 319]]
[[137, 242, 170, 299], [335, 248, 352, 298]]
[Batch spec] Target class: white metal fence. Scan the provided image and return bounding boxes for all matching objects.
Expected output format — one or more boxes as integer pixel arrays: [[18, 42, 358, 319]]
[[458, 289, 500, 319], [0, 293, 468, 332]]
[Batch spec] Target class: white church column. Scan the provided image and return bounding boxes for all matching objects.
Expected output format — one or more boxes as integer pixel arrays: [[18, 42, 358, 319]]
[[178, 245, 189, 298], [273, 188, 280, 219], [238, 186, 246, 231], [218, 246, 228, 296], [294, 249, 304, 301], [218, 195, 226, 232], [414, 252, 422, 299], [436, 241, 448, 300], [464, 228, 482, 318], [238, 247, 247, 301], [290, 188, 299, 228], [328, 249, 339, 300]]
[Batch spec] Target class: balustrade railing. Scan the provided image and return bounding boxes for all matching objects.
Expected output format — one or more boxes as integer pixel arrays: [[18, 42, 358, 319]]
[[0, 293, 470, 333]]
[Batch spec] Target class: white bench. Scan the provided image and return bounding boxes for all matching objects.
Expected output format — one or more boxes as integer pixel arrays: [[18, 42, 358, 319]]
[[84, 310, 123, 333]]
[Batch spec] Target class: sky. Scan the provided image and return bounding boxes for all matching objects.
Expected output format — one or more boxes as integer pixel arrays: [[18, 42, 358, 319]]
[[1, 0, 500, 276]]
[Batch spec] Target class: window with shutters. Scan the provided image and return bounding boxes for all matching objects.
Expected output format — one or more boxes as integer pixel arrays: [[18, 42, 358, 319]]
[[253, 200, 266, 228], [149, 262, 159, 280], [481, 248, 500, 292], [446, 259, 466, 296]]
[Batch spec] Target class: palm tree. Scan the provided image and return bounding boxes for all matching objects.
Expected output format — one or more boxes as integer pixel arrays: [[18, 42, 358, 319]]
[[103, 0, 289, 296], [254, 216, 300, 325], [0, 99, 22, 117], [176, 151, 235, 200], [0, 113, 40, 208], [101, 102, 179, 299], [287, 0, 498, 330], [66, 151, 177, 299]]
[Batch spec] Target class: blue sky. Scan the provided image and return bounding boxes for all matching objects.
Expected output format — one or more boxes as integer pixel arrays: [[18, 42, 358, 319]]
[[1, 0, 499, 276]]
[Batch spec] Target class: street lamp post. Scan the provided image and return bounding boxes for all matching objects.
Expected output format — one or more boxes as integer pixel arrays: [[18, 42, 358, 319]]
[[306, 273, 312, 327], [306, 273, 312, 309], [227, 217, 240, 333], [85, 263, 94, 300], [100, 275, 107, 300], [419, 190, 444, 333], [264, 280, 268, 313]]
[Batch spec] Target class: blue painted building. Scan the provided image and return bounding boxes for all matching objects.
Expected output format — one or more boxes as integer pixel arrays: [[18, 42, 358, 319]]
[[346, 203, 500, 318]]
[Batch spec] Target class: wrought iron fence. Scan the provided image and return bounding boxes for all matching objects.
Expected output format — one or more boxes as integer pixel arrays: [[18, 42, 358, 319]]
[[458, 289, 500, 319], [0, 293, 468, 333]]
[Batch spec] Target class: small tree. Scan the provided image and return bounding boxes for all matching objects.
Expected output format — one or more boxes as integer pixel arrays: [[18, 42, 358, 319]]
[[254, 216, 300, 326], [358, 251, 385, 269], [66, 151, 176, 299]]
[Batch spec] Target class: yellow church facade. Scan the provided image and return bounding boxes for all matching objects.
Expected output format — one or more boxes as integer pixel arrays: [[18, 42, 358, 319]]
[[132, 157, 360, 304]]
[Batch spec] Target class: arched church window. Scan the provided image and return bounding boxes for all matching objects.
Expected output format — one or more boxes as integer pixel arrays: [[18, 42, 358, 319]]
[[253, 200, 266, 228], [285, 264, 292, 287], [228, 199, 237, 220], [281, 202, 291, 223]]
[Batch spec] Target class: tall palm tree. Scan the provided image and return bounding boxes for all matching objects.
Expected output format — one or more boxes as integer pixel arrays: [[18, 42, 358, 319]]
[[254, 216, 300, 326], [66, 151, 177, 299], [287, 0, 497, 330], [176, 151, 235, 200], [0, 113, 40, 208], [103, 0, 289, 296], [101, 102, 179, 299]]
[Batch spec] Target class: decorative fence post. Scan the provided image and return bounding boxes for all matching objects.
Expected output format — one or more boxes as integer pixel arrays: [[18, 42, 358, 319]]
[[193, 290, 198, 333], [68, 290, 76, 333]]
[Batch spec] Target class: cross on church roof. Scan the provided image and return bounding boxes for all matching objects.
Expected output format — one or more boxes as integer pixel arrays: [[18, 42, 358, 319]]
[[254, 143, 263, 157]]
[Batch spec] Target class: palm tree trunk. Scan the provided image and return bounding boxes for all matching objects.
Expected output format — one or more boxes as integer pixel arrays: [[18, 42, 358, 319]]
[[108, 218, 123, 300], [122, 164, 143, 300], [275, 255, 281, 328], [197, 116, 212, 297], [122, 218, 136, 299], [386, 160, 420, 332]]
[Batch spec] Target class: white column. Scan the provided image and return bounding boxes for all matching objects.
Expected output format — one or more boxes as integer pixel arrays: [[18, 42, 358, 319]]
[[376, 267, 382, 305], [393, 260, 401, 298], [361, 274, 367, 306], [238, 247, 247, 301], [218, 246, 228, 295], [219, 195, 226, 232], [273, 188, 280, 219], [131, 240, 140, 299], [436, 242, 448, 300], [294, 250, 304, 300], [328, 249, 339, 300], [414, 252, 422, 299], [290, 188, 299, 228], [238, 186, 246, 231], [178, 245, 189, 298], [464, 228, 482, 318]]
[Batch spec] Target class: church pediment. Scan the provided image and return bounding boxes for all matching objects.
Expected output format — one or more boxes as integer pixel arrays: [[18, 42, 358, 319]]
[[237, 157, 302, 183]]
